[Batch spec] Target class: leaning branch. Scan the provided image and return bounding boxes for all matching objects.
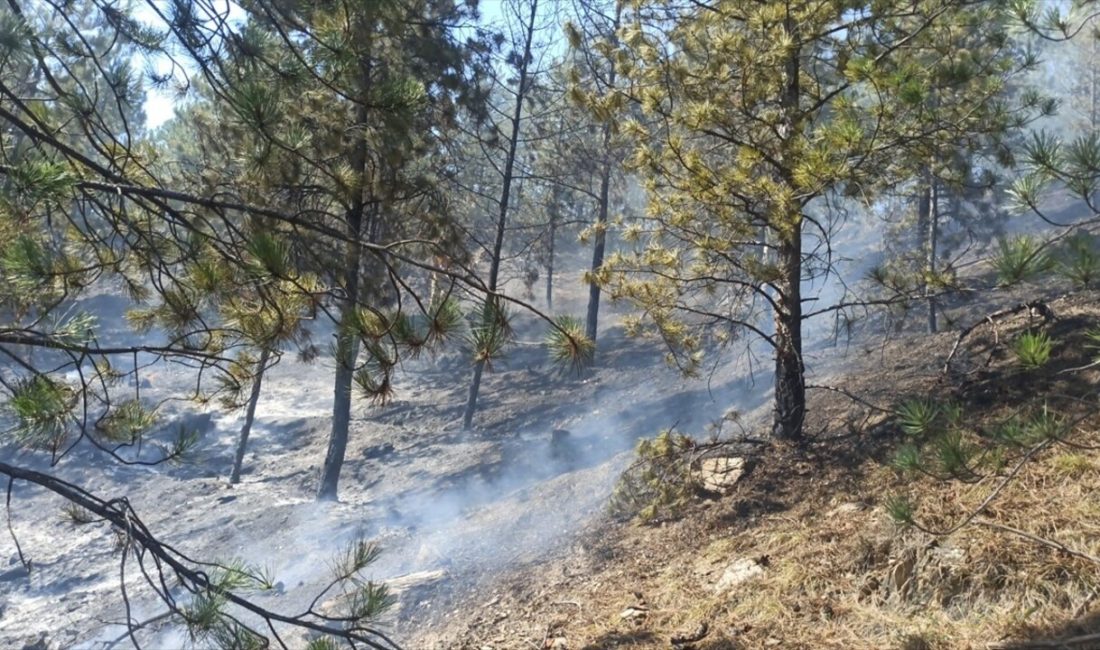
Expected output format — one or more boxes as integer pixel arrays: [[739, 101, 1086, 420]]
[[0, 461, 402, 650]]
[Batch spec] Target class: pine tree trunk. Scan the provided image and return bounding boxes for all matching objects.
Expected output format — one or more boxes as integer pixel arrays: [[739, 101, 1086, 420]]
[[318, 34, 374, 501], [462, 0, 538, 430], [582, 4, 621, 345], [230, 347, 270, 485], [771, 231, 805, 441], [771, 23, 805, 442], [916, 166, 937, 333], [927, 182, 940, 334], [546, 204, 556, 311], [317, 208, 365, 500], [584, 133, 613, 344]]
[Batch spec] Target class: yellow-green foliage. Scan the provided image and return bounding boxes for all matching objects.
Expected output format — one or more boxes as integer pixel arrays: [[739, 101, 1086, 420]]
[[571, 0, 1040, 378]]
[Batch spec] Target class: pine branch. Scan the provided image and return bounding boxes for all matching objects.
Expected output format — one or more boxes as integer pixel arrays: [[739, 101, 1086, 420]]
[[0, 461, 403, 650]]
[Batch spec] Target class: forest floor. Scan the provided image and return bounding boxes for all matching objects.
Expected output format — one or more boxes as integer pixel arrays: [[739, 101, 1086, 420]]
[[417, 286, 1100, 650], [0, 275, 768, 649], [2, 265, 1099, 649]]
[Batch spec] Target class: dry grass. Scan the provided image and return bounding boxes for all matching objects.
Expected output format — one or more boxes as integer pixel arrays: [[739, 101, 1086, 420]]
[[419, 292, 1100, 650]]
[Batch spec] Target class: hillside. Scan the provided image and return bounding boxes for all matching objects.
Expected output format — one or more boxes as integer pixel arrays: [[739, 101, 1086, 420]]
[[414, 289, 1100, 650]]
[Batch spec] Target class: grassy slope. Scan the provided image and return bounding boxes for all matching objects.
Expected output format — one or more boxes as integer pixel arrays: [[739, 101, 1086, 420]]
[[419, 290, 1100, 650]]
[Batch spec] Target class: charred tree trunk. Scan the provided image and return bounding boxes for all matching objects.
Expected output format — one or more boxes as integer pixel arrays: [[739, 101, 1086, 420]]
[[771, 231, 805, 441], [771, 20, 805, 442], [462, 0, 538, 430], [230, 347, 271, 485]]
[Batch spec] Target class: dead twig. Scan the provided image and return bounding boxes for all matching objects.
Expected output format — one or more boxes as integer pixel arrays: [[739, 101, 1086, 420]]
[[976, 519, 1100, 566], [941, 300, 1055, 377]]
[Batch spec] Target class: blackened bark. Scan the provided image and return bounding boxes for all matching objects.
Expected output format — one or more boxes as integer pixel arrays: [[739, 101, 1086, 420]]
[[772, 233, 805, 441]]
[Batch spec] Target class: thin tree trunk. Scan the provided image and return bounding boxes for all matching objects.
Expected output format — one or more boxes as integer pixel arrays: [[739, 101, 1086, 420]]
[[583, 3, 621, 346], [772, 231, 805, 441], [462, 0, 538, 430], [584, 132, 613, 344], [230, 347, 271, 485], [916, 165, 937, 333], [546, 203, 556, 311], [317, 207, 365, 500], [318, 45, 373, 500], [771, 18, 805, 442], [927, 181, 940, 333]]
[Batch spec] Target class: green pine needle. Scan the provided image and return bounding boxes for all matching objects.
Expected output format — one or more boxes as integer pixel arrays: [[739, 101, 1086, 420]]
[[896, 398, 941, 438], [97, 399, 158, 443], [1012, 330, 1053, 369], [7, 375, 75, 448], [992, 236, 1052, 286], [891, 443, 922, 473], [347, 582, 395, 622], [545, 315, 595, 373], [885, 494, 915, 526]]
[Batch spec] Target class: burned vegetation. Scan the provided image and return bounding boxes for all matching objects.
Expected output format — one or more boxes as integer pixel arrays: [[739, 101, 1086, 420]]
[[3, 0, 1100, 649]]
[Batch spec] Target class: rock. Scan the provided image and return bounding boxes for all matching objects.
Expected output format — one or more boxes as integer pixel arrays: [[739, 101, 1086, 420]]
[[619, 606, 648, 621], [715, 557, 766, 591], [387, 569, 448, 593], [545, 637, 569, 649], [696, 457, 746, 494], [21, 633, 50, 650], [827, 502, 866, 517], [550, 429, 577, 463]]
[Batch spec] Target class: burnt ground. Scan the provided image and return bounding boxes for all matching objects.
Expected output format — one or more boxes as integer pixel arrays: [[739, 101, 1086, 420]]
[[0, 280, 768, 649], [2, 271, 1098, 649], [413, 287, 1100, 650]]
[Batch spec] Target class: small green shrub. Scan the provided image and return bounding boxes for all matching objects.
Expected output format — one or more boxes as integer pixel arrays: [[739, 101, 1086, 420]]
[[933, 429, 977, 479], [1012, 330, 1053, 369], [896, 398, 941, 437], [891, 443, 922, 472]]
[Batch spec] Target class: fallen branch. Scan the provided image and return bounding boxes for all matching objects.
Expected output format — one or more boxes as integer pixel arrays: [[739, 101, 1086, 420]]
[[671, 621, 710, 646], [941, 300, 1055, 376]]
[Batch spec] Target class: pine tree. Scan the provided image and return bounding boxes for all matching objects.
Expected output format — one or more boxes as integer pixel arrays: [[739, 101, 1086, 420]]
[[592, 0, 1044, 440], [146, 0, 488, 498], [565, 0, 626, 346], [459, 0, 567, 429]]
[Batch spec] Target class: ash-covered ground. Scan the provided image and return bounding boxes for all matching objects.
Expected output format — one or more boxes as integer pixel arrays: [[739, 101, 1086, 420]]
[[0, 288, 776, 649]]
